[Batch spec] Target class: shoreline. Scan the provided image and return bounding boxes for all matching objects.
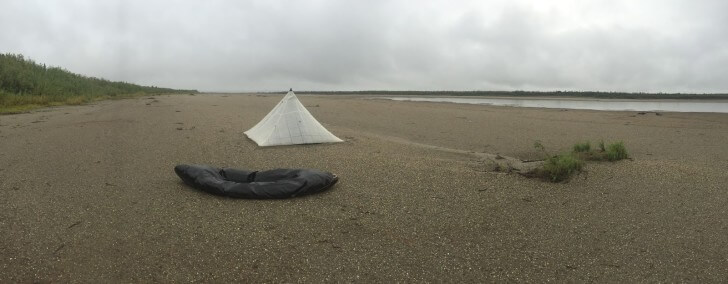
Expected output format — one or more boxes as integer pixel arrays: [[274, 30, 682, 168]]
[[377, 96, 728, 114], [371, 94, 728, 103]]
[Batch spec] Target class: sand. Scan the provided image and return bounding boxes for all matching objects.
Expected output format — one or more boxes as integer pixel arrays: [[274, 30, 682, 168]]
[[1, 94, 727, 282]]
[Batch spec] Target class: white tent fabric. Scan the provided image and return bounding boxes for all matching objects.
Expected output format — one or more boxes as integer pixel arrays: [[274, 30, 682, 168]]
[[245, 91, 343, 146]]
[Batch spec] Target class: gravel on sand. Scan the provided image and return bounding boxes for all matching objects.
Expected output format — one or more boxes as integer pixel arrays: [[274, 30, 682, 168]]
[[1, 94, 727, 282]]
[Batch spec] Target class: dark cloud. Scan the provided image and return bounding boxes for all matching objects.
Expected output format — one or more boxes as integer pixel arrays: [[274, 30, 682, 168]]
[[1, 0, 726, 92]]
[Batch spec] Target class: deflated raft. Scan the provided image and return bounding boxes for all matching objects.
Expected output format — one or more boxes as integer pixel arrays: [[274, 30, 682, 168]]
[[174, 164, 339, 199]]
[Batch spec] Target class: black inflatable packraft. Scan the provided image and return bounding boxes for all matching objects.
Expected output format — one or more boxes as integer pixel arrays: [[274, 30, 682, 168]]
[[174, 164, 338, 199]]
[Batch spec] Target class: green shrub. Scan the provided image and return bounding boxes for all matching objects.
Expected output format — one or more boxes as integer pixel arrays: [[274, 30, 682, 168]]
[[573, 141, 591, 152], [606, 141, 628, 161], [541, 153, 584, 182], [526, 139, 628, 183], [573, 140, 628, 162]]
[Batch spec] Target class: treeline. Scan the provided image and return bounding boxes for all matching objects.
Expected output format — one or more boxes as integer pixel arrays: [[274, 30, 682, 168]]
[[293, 90, 728, 100], [0, 53, 197, 96], [0, 53, 196, 113]]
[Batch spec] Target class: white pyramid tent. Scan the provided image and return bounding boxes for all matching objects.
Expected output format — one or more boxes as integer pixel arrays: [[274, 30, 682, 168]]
[[245, 91, 343, 146]]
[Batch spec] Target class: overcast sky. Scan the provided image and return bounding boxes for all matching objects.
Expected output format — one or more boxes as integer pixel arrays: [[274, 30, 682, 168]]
[[1, 0, 726, 93]]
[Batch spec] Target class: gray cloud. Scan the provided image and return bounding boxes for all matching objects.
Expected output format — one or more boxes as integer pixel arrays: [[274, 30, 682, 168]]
[[1, 0, 726, 92]]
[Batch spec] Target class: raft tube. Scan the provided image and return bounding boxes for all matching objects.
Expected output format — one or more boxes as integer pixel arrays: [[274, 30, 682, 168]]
[[174, 164, 338, 199]]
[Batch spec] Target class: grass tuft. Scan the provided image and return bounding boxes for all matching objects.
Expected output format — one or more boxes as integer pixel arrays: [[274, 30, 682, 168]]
[[573, 141, 591, 152], [542, 153, 584, 182], [605, 141, 629, 161]]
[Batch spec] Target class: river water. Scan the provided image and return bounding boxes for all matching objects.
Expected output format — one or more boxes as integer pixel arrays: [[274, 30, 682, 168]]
[[385, 97, 728, 113]]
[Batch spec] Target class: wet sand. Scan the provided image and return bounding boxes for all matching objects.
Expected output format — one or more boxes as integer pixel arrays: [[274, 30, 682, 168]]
[[1, 94, 727, 282]]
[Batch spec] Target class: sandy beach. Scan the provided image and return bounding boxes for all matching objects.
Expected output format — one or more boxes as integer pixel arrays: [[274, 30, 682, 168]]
[[1, 93, 727, 282]]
